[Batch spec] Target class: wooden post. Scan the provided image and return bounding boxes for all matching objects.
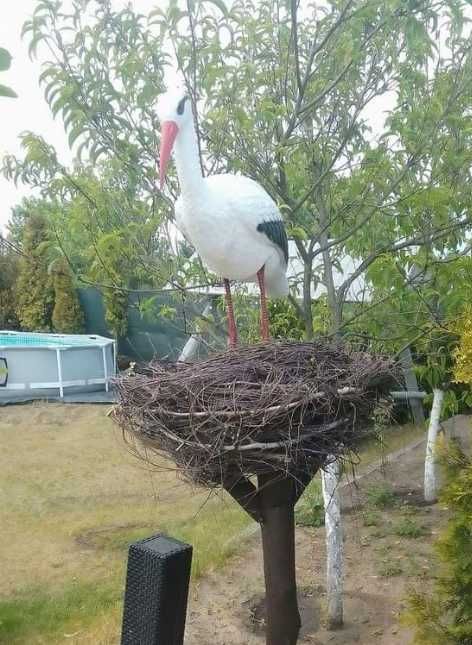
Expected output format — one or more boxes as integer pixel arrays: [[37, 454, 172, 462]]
[[224, 469, 319, 645], [321, 459, 343, 629], [258, 474, 300, 645]]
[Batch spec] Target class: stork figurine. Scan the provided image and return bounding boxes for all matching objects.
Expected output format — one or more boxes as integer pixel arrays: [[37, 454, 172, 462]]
[[157, 89, 289, 347]]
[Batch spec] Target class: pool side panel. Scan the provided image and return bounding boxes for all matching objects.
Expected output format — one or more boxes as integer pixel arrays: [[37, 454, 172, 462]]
[[0, 348, 57, 391], [0, 343, 115, 401]]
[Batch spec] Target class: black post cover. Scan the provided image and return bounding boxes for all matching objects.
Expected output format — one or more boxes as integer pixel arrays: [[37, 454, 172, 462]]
[[121, 534, 193, 645]]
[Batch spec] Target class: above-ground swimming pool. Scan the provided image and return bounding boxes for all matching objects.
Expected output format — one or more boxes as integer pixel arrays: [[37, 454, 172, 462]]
[[0, 331, 116, 401]]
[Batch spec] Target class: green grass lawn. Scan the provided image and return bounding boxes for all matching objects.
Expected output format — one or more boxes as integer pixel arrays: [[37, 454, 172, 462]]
[[0, 403, 250, 644], [0, 403, 424, 644]]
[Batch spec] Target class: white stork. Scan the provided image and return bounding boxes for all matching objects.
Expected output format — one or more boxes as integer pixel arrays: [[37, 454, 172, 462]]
[[156, 89, 289, 347]]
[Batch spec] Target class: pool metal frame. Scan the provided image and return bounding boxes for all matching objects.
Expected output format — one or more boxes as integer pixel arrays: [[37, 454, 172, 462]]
[[0, 331, 117, 399]]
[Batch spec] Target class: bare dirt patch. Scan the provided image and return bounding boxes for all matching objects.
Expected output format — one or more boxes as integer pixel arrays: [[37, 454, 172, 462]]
[[183, 415, 471, 645], [74, 523, 154, 550]]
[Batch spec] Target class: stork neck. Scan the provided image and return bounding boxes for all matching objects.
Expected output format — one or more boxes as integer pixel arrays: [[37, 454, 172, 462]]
[[173, 121, 204, 197]]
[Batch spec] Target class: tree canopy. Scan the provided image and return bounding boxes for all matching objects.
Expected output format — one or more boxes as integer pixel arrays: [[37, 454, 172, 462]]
[[2, 0, 472, 352], [0, 47, 17, 98]]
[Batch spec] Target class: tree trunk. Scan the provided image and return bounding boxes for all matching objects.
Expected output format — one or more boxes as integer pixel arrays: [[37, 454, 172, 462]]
[[177, 303, 212, 362], [258, 475, 300, 645], [424, 388, 444, 503], [399, 347, 425, 426], [318, 201, 342, 336], [321, 459, 343, 629], [317, 203, 344, 629], [319, 235, 342, 335], [302, 258, 314, 340], [178, 334, 201, 362]]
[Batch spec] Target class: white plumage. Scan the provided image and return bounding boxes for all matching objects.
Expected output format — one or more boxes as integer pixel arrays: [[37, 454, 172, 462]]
[[175, 174, 288, 296], [157, 90, 289, 296], [156, 88, 289, 344]]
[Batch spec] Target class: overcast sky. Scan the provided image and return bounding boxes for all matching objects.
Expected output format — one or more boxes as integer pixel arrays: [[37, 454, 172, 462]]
[[0, 1, 160, 234], [1, 3, 65, 232], [1, 0, 392, 235]]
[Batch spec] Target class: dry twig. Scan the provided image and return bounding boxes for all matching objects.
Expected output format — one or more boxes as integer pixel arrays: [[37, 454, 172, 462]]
[[115, 340, 399, 486]]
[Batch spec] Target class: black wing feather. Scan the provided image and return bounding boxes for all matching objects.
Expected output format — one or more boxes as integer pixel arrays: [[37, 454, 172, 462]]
[[257, 220, 289, 264]]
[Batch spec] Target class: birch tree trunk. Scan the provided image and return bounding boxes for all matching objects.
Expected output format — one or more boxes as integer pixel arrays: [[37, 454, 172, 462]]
[[317, 210, 344, 629], [177, 303, 212, 362], [321, 459, 343, 629], [318, 201, 342, 335], [399, 347, 426, 426], [178, 333, 202, 362], [424, 388, 444, 503]]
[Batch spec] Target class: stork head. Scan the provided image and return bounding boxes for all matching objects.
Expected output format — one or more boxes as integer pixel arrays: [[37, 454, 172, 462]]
[[156, 88, 191, 189]]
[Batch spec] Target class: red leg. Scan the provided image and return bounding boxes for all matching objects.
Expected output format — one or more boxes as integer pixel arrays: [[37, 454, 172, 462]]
[[224, 279, 238, 348], [257, 266, 270, 342]]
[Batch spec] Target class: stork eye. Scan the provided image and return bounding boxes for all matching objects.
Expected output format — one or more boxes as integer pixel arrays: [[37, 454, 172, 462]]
[[177, 96, 188, 115]]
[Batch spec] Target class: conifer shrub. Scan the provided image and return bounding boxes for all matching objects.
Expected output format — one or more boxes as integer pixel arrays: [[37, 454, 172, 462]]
[[103, 288, 128, 339], [51, 258, 84, 333], [404, 442, 472, 644], [15, 215, 54, 331], [0, 250, 20, 329]]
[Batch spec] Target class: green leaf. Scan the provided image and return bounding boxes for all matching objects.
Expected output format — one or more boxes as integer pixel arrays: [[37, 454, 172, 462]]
[[158, 304, 177, 320], [68, 125, 85, 148], [202, 0, 229, 16], [288, 226, 308, 240], [0, 47, 12, 71], [0, 83, 17, 98]]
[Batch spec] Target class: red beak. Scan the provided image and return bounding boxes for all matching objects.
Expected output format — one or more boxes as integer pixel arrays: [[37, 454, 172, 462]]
[[159, 120, 179, 189]]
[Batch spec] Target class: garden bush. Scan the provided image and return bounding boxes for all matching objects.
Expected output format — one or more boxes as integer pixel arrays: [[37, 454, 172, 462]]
[[404, 442, 472, 644]]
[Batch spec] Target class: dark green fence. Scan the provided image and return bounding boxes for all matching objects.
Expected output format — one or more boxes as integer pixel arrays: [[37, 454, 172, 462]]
[[78, 288, 213, 362]]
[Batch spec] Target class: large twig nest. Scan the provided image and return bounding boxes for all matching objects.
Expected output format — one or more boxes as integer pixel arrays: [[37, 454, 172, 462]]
[[115, 341, 400, 486]]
